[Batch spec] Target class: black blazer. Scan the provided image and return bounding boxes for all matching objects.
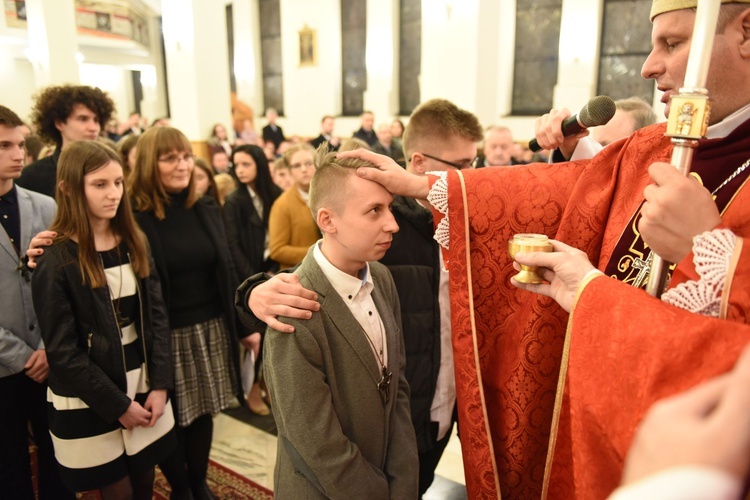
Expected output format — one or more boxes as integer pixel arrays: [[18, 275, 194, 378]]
[[135, 196, 246, 400], [262, 124, 286, 149], [310, 134, 339, 152], [223, 184, 282, 281], [16, 148, 61, 198], [32, 240, 172, 424]]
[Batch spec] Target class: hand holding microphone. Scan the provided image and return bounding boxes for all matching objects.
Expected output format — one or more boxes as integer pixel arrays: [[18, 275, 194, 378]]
[[531, 96, 616, 159]]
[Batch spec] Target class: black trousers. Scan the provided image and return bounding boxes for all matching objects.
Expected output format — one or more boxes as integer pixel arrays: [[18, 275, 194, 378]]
[[418, 407, 458, 497], [0, 372, 73, 499]]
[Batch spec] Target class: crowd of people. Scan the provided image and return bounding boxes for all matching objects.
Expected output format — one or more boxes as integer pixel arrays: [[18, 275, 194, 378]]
[[3, 1, 750, 499]]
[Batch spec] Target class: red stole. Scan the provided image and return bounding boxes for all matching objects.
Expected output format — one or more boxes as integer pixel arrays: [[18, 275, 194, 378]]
[[439, 118, 750, 499]]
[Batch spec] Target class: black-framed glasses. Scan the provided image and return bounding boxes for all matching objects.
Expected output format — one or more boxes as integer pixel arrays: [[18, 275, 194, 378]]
[[419, 152, 478, 170]]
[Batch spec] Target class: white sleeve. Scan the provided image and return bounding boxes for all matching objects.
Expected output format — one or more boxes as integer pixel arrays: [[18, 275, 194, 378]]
[[570, 136, 604, 161], [607, 467, 741, 500], [662, 228, 736, 317], [426, 171, 449, 249]]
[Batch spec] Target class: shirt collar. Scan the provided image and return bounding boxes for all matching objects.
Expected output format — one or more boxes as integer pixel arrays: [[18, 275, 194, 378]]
[[0, 184, 18, 204], [246, 185, 258, 199], [297, 186, 310, 204], [707, 102, 750, 139], [313, 240, 372, 304]]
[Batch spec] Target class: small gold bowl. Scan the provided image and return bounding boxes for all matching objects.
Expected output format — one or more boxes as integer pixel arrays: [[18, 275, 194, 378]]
[[508, 234, 554, 284]]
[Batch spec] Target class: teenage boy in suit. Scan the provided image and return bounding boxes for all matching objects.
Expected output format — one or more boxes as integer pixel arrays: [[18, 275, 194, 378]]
[[263, 147, 418, 499]]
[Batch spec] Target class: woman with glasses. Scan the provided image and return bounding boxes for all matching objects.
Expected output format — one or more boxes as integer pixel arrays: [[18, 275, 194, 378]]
[[128, 127, 243, 499], [268, 143, 320, 269]]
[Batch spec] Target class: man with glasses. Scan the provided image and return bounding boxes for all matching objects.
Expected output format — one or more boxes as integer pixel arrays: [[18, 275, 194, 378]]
[[237, 99, 483, 497], [268, 143, 321, 270]]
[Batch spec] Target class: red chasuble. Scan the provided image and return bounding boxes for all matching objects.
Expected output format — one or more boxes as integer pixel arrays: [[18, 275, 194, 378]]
[[438, 119, 750, 499]]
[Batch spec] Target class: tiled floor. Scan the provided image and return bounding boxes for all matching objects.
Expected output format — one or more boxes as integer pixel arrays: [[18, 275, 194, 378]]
[[210, 412, 467, 498]]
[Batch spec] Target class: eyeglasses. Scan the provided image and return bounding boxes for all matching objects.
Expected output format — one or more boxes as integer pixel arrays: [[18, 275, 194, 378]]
[[419, 153, 478, 170], [290, 160, 314, 170], [158, 153, 195, 165]]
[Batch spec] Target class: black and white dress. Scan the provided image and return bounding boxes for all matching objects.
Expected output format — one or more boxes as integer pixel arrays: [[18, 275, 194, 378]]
[[46, 247, 175, 491]]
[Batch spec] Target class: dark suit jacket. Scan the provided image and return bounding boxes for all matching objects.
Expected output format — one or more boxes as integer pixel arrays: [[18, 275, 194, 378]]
[[309, 134, 339, 152], [264, 249, 418, 499], [373, 142, 405, 166], [16, 149, 61, 198], [223, 184, 282, 281], [262, 124, 286, 149], [353, 127, 378, 148]]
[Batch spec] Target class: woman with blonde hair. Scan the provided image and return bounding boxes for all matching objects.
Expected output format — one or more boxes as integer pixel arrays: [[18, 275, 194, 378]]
[[32, 141, 175, 498], [129, 126, 244, 499]]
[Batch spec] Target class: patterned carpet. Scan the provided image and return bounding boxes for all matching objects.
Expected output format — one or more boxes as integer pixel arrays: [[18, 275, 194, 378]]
[[31, 444, 274, 499]]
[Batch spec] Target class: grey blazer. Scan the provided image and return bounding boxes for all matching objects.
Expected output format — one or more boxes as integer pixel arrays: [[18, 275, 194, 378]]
[[0, 186, 56, 378], [264, 248, 419, 499]]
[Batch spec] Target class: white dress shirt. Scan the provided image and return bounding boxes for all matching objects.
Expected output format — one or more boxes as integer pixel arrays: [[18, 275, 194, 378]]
[[313, 241, 387, 367]]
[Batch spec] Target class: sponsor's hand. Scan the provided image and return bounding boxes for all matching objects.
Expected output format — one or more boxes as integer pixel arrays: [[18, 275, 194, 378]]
[[119, 401, 152, 430], [24, 350, 49, 383], [533, 108, 588, 160], [622, 345, 750, 485], [26, 230, 56, 269], [250, 273, 319, 333]]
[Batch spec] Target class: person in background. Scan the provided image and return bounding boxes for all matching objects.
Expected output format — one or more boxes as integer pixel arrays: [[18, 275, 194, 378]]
[[309, 115, 341, 152], [17, 84, 115, 198], [477, 126, 514, 168], [210, 149, 231, 175], [213, 173, 236, 206], [271, 156, 293, 191], [236, 118, 262, 147], [32, 140, 175, 498], [268, 143, 320, 270], [391, 118, 405, 148], [23, 135, 44, 166], [207, 123, 234, 157], [353, 110, 378, 148], [262, 108, 286, 149], [193, 158, 221, 204], [116, 133, 138, 180], [373, 122, 405, 166], [122, 111, 144, 137], [223, 144, 282, 416], [263, 141, 277, 162], [128, 126, 244, 500]]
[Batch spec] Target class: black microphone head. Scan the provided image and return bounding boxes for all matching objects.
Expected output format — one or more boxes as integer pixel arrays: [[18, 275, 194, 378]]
[[578, 96, 616, 128]]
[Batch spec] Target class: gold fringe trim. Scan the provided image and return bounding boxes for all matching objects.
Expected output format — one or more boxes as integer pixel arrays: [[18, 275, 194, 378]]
[[541, 271, 603, 499], [457, 170, 502, 499]]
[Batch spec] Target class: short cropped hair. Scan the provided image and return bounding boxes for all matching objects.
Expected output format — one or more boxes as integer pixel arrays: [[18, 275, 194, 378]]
[[309, 144, 376, 217], [402, 99, 483, 157], [0, 105, 23, 127], [30, 85, 115, 146], [717, 3, 750, 33], [616, 97, 658, 132]]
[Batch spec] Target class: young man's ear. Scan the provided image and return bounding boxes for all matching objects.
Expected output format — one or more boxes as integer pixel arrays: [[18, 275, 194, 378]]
[[738, 7, 750, 58], [316, 207, 336, 234], [410, 153, 427, 175]]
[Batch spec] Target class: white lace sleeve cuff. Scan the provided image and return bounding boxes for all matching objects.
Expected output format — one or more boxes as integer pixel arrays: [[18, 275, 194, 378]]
[[661, 229, 737, 317], [426, 171, 449, 249]]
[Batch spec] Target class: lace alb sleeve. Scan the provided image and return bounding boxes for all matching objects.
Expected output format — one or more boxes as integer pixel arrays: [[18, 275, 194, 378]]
[[661, 229, 737, 317], [426, 171, 449, 249]]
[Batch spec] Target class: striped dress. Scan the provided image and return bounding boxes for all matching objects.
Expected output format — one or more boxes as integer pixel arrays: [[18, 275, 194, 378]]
[[46, 247, 175, 492]]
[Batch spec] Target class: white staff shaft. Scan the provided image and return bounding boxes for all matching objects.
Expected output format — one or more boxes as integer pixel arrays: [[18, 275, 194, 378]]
[[684, 0, 721, 88]]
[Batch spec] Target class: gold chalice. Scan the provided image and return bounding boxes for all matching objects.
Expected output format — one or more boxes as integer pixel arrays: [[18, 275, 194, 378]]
[[508, 234, 554, 284]]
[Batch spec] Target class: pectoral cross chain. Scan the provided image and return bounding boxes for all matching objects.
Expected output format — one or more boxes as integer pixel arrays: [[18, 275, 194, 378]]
[[377, 367, 392, 404]]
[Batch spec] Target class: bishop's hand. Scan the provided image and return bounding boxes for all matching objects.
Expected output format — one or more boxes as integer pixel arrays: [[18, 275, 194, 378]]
[[639, 162, 721, 263], [510, 240, 597, 313]]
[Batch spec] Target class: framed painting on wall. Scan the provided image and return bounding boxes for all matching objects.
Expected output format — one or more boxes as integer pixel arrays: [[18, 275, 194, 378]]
[[298, 25, 317, 66]]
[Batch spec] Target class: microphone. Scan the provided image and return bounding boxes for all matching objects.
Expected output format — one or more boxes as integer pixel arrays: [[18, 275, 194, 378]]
[[529, 95, 616, 152]]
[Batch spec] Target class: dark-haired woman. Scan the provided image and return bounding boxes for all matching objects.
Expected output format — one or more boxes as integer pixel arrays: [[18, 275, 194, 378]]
[[223, 144, 281, 415], [32, 141, 175, 498]]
